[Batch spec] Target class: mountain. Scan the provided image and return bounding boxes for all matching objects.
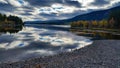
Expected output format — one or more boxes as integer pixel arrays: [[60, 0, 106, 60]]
[[68, 5, 120, 21], [25, 5, 120, 25]]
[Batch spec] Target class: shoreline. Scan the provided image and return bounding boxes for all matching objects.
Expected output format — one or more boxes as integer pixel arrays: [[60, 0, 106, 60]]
[[0, 40, 120, 68]]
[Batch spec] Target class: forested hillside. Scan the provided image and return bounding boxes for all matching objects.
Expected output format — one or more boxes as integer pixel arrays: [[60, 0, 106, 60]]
[[71, 8, 120, 29]]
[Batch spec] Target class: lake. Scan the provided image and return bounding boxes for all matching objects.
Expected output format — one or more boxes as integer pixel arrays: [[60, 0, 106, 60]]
[[0, 24, 92, 63]]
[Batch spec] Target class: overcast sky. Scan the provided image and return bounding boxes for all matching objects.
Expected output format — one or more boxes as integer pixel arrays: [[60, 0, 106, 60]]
[[0, 0, 120, 21]]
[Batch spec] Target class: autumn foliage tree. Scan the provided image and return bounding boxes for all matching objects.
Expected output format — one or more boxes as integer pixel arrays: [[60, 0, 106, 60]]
[[71, 9, 120, 29], [71, 20, 109, 29]]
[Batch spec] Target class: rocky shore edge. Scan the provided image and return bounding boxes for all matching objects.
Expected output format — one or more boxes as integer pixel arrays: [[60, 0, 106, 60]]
[[0, 40, 120, 68]]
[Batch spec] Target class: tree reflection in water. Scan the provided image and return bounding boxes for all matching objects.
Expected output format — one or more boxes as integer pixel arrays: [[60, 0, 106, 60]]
[[0, 25, 23, 34], [76, 31, 120, 40]]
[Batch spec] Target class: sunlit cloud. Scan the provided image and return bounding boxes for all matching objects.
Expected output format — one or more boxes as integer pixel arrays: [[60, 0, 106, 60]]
[[9, 0, 29, 7], [71, 0, 94, 6], [0, 0, 8, 4]]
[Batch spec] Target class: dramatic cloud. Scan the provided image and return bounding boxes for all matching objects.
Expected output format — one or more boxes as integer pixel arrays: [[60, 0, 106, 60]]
[[0, 0, 120, 21]]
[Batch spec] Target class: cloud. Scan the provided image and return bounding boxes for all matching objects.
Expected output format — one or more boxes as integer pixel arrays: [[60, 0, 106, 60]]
[[0, 0, 8, 4], [0, 2, 15, 13], [7, 0, 22, 7], [39, 4, 78, 14], [90, 0, 110, 6], [64, 0, 81, 7], [7, 0, 29, 7], [71, 0, 94, 6], [26, 0, 81, 7], [0, 0, 120, 21]]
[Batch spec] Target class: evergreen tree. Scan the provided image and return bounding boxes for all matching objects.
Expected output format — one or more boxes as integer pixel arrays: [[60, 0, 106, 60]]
[[108, 9, 120, 28], [0, 13, 23, 25]]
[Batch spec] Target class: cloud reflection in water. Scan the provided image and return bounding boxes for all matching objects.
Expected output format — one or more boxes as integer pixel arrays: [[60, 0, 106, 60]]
[[0, 25, 92, 62]]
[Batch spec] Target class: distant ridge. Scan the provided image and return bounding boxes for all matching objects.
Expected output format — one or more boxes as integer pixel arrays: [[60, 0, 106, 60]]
[[68, 5, 120, 21], [25, 5, 120, 25]]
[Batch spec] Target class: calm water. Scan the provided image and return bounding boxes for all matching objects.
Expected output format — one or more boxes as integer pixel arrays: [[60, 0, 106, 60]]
[[75, 31, 120, 40], [0, 24, 92, 63]]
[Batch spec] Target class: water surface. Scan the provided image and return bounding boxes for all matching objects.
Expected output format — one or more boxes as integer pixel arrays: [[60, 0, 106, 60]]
[[0, 24, 92, 63]]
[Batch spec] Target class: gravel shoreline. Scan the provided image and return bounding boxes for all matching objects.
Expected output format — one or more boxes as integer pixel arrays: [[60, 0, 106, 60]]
[[0, 40, 120, 68]]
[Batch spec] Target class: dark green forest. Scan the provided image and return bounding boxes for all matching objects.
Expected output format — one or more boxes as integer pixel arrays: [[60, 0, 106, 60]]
[[71, 9, 120, 29], [0, 13, 23, 25]]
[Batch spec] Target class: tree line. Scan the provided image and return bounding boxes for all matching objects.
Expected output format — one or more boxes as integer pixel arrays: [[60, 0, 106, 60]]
[[71, 9, 120, 29], [0, 13, 23, 25]]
